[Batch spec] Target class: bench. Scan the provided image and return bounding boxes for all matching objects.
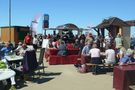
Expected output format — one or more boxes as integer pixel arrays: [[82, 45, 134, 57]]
[[86, 63, 105, 75]]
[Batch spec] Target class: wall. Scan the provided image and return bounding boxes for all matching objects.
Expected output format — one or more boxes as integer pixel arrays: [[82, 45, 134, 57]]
[[122, 26, 130, 49]]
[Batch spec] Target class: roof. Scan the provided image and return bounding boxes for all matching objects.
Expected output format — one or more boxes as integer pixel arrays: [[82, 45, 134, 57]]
[[96, 17, 129, 28], [0, 26, 30, 28], [56, 23, 79, 30], [125, 20, 135, 26]]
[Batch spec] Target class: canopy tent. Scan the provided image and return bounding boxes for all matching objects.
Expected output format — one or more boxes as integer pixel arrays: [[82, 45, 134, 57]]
[[45, 23, 89, 35], [56, 23, 79, 31]]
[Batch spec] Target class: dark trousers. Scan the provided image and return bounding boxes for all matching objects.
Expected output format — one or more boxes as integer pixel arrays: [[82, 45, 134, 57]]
[[91, 57, 102, 64]]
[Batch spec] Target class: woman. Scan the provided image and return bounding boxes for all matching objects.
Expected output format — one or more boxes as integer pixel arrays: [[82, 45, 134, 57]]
[[89, 43, 102, 64], [105, 45, 116, 64], [57, 41, 68, 56]]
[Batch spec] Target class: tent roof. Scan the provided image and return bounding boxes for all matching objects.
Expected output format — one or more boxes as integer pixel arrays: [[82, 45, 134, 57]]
[[96, 17, 129, 29]]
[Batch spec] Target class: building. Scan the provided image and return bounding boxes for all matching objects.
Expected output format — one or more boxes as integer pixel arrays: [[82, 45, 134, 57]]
[[0, 26, 30, 45], [95, 17, 131, 49]]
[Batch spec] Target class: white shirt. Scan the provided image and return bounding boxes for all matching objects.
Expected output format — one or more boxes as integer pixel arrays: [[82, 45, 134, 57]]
[[33, 37, 38, 45], [89, 48, 100, 58], [105, 49, 115, 63]]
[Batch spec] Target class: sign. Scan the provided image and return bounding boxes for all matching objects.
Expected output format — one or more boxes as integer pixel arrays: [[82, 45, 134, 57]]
[[44, 14, 49, 21], [42, 39, 49, 48]]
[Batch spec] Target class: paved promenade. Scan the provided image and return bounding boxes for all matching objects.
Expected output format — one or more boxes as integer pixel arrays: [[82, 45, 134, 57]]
[[21, 56, 115, 90]]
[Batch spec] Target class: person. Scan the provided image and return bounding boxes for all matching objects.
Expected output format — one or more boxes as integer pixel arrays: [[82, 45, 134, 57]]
[[74, 39, 80, 49], [18, 43, 30, 56], [116, 45, 126, 61], [114, 33, 123, 49], [105, 33, 113, 49], [119, 46, 135, 65], [0, 42, 12, 59], [8, 41, 14, 50], [88, 43, 102, 64], [57, 41, 68, 56], [85, 33, 94, 45], [76, 42, 92, 73], [38, 35, 43, 47], [81, 42, 92, 64], [78, 39, 85, 55], [14, 42, 23, 55], [24, 33, 32, 45], [104, 45, 116, 64], [66, 41, 74, 49], [32, 35, 38, 52]]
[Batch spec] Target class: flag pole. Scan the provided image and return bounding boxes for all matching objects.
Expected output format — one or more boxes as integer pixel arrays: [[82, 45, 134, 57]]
[[9, 0, 11, 41]]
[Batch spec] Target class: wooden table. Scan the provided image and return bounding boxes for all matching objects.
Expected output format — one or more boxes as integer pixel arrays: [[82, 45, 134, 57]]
[[113, 64, 135, 90]]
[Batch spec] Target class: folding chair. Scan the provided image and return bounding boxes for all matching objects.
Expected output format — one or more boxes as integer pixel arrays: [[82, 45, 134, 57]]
[[36, 48, 45, 74]]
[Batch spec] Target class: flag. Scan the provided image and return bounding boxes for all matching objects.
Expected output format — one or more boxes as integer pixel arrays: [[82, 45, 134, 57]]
[[30, 14, 42, 34]]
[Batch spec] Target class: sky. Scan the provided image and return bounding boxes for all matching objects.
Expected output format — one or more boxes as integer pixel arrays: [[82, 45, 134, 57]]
[[0, 0, 135, 36]]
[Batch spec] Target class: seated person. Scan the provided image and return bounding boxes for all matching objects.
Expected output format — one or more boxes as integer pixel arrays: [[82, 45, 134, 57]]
[[0, 42, 12, 59], [116, 45, 126, 61], [104, 45, 116, 64], [119, 48, 135, 65], [14, 42, 23, 55], [81, 42, 92, 64], [88, 43, 102, 64], [57, 41, 68, 56], [66, 41, 74, 49], [76, 42, 92, 73], [8, 40, 14, 50], [18, 43, 31, 56]]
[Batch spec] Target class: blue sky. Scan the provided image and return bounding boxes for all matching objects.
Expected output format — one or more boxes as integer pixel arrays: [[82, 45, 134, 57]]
[[0, 0, 135, 35]]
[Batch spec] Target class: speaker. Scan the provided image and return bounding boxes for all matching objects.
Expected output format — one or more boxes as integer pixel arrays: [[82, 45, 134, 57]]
[[43, 20, 49, 28]]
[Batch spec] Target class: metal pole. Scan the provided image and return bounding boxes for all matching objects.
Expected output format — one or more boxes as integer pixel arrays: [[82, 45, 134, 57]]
[[9, 0, 11, 41]]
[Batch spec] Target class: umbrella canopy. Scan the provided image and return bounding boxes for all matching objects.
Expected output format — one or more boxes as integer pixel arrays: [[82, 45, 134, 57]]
[[56, 23, 79, 30]]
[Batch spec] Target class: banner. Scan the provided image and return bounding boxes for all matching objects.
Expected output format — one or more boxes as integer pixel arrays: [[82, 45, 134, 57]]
[[30, 14, 42, 34]]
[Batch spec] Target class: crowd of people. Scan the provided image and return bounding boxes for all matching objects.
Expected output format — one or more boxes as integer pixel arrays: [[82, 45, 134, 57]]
[[0, 31, 135, 89], [42, 31, 135, 74], [0, 33, 41, 90]]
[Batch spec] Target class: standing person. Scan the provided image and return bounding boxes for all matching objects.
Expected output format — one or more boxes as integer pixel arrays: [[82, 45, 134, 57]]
[[38, 35, 43, 47], [114, 33, 123, 49], [33, 35, 38, 52], [85, 33, 94, 45], [105, 33, 113, 49], [24, 33, 32, 45]]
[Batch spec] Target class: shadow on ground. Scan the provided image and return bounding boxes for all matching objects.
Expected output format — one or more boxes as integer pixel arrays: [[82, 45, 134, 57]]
[[15, 71, 62, 89]]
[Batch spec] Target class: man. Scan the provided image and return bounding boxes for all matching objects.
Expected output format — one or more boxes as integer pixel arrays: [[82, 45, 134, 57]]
[[1, 43, 12, 59], [32, 35, 38, 51], [105, 33, 113, 49], [81, 42, 92, 64], [24, 33, 32, 45]]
